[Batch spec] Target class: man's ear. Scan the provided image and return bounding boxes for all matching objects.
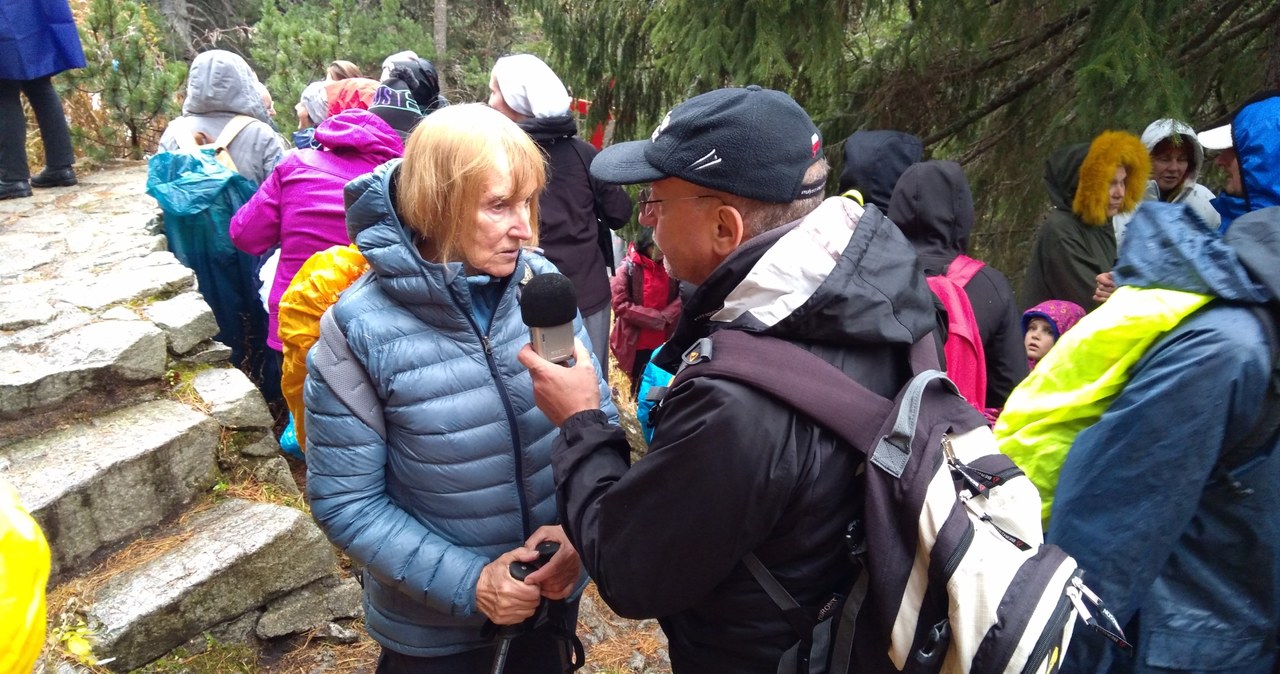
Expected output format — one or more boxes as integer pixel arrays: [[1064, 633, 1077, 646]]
[[709, 203, 745, 259]]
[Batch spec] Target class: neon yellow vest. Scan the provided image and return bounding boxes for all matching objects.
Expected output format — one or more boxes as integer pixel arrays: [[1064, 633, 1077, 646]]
[[994, 286, 1213, 527]]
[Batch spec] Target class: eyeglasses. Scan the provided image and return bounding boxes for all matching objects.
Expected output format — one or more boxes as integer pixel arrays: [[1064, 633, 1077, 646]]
[[636, 189, 722, 217]]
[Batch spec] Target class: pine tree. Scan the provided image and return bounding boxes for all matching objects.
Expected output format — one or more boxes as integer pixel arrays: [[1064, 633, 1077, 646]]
[[520, 0, 1279, 280], [249, 0, 436, 119], [61, 0, 185, 160]]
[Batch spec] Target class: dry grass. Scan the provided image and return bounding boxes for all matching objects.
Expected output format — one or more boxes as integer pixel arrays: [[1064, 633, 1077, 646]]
[[578, 583, 669, 673]]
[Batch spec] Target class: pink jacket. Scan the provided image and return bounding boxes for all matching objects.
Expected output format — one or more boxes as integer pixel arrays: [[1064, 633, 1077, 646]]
[[230, 110, 403, 349]]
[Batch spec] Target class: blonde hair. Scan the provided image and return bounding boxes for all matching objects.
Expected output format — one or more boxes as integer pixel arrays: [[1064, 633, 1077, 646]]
[[397, 104, 547, 263], [327, 60, 362, 81]]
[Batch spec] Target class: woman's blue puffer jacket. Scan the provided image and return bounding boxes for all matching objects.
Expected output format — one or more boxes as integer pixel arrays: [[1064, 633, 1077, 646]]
[[303, 159, 617, 657]]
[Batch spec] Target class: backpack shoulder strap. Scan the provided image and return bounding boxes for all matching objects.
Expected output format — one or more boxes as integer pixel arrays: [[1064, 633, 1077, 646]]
[[945, 254, 986, 286], [669, 330, 893, 454], [214, 114, 256, 150], [311, 308, 386, 441]]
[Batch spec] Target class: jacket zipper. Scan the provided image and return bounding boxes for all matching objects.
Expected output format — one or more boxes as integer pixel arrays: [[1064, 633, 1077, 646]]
[[1019, 571, 1078, 674], [453, 284, 532, 540]]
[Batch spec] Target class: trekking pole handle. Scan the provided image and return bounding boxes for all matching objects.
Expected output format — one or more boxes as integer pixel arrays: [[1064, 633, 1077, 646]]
[[508, 540, 560, 581]]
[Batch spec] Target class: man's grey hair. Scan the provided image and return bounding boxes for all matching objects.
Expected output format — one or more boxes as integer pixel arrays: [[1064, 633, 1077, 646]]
[[720, 159, 830, 239]]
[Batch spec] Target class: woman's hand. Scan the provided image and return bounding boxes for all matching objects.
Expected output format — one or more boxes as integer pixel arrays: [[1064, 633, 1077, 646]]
[[523, 525, 582, 600], [475, 548, 543, 625]]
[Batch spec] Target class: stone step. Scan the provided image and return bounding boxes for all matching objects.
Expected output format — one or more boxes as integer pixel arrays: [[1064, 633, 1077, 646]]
[[1, 400, 219, 579], [0, 318, 169, 421], [87, 498, 338, 671]]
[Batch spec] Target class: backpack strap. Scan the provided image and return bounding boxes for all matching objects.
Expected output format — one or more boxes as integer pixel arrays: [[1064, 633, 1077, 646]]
[[670, 330, 945, 459], [670, 330, 891, 454], [944, 254, 986, 286], [311, 308, 386, 441], [214, 114, 255, 151]]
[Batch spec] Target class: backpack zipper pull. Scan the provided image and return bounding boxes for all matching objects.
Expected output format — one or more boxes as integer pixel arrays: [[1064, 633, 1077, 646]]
[[1069, 576, 1132, 650]]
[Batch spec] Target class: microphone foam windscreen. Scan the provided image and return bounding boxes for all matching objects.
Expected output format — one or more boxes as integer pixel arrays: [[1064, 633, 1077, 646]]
[[521, 273, 578, 327]]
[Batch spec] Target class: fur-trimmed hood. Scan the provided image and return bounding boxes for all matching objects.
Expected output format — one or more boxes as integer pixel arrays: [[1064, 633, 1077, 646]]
[[1074, 131, 1150, 226], [1044, 131, 1150, 227]]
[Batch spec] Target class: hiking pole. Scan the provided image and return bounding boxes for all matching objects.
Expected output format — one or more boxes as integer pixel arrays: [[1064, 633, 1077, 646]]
[[491, 541, 560, 674]]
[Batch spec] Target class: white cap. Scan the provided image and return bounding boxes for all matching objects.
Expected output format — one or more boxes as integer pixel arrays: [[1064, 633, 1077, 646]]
[[1197, 123, 1233, 150]]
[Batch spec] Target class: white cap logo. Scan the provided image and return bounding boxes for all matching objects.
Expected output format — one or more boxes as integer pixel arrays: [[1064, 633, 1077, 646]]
[[651, 112, 672, 142]]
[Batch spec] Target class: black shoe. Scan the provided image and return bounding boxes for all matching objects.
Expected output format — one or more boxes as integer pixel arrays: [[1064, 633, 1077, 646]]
[[30, 166, 77, 188], [0, 179, 32, 200]]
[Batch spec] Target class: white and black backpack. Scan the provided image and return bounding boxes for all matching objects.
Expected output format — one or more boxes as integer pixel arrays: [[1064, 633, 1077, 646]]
[[667, 329, 1129, 674]]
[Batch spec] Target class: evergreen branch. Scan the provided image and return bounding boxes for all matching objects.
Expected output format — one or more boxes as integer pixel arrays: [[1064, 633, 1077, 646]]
[[922, 31, 1084, 147], [956, 102, 1036, 166], [1172, 0, 1274, 69], [1177, 0, 1251, 60], [965, 6, 1091, 77]]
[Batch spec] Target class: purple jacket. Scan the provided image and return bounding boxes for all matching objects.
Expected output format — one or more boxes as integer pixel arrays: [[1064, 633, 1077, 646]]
[[230, 110, 403, 349]]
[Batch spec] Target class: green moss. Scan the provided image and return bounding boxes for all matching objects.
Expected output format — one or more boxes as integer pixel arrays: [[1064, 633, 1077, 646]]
[[135, 634, 257, 673]]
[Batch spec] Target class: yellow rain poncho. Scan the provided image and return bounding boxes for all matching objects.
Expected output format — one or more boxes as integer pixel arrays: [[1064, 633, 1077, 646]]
[[994, 286, 1212, 527], [277, 244, 368, 451], [1, 479, 50, 674]]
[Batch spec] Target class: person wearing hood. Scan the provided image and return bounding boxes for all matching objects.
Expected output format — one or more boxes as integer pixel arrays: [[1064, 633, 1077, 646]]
[[303, 104, 616, 671], [518, 87, 936, 672], [1197, 91, 1280, 232], [1014, 202, 1280, 674], [229, 109, 403, 356], [837, 129, 923, 211], [488, 54, 633, 376], [1111, 119, 1220, 248], [157, 50, 285, 187], [888, 160, 1027, 408], [1019, 130, 1150, 311], [381, 54, 449, 113], [0, 0, 85, 200]]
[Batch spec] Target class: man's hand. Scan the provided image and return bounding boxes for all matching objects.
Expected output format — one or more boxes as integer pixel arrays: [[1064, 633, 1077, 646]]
[[1094, 271, 1116, 303], [517, 339, 601, 427], [522, 525, 582, 600], [475, 548, 543, 625]]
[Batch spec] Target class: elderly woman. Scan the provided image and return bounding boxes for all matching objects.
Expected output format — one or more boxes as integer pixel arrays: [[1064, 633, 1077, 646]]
[[304, 103, 615, 674]]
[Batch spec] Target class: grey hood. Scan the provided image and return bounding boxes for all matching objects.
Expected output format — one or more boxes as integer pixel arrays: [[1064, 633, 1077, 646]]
[[181, 50, 271, 123]]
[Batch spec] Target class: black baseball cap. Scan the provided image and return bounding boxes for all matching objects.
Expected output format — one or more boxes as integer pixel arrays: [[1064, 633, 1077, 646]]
[[590, 86, 825, 203]]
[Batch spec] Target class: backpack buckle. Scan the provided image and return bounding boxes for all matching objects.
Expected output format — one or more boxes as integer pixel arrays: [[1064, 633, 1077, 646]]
[[681, 337, 714, 366]]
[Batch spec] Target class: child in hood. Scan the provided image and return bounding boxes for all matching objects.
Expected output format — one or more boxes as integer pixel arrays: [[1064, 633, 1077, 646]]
[[1022, 300, 1086, 370]]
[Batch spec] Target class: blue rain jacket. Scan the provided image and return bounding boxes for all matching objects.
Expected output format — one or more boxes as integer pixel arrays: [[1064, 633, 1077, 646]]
[[1052, 202, 1280, 674]]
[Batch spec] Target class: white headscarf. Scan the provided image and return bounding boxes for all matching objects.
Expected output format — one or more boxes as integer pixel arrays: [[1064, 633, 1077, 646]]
[[299, 81, 329, 125], [490, 54, 571, 119]]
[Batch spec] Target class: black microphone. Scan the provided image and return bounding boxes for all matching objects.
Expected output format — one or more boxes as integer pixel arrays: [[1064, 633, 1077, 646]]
[[521, 273, 577, 364]]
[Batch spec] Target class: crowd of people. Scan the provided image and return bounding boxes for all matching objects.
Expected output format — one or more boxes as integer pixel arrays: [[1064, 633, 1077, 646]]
[[3, 7, 1280, 672]]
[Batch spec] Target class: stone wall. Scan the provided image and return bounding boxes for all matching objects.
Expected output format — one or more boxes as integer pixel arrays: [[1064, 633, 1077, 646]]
[[0, 162, 360, 671]]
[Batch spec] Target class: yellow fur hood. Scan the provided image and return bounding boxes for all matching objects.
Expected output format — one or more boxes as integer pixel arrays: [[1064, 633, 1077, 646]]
[[1073, 130, 1151, 226]]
